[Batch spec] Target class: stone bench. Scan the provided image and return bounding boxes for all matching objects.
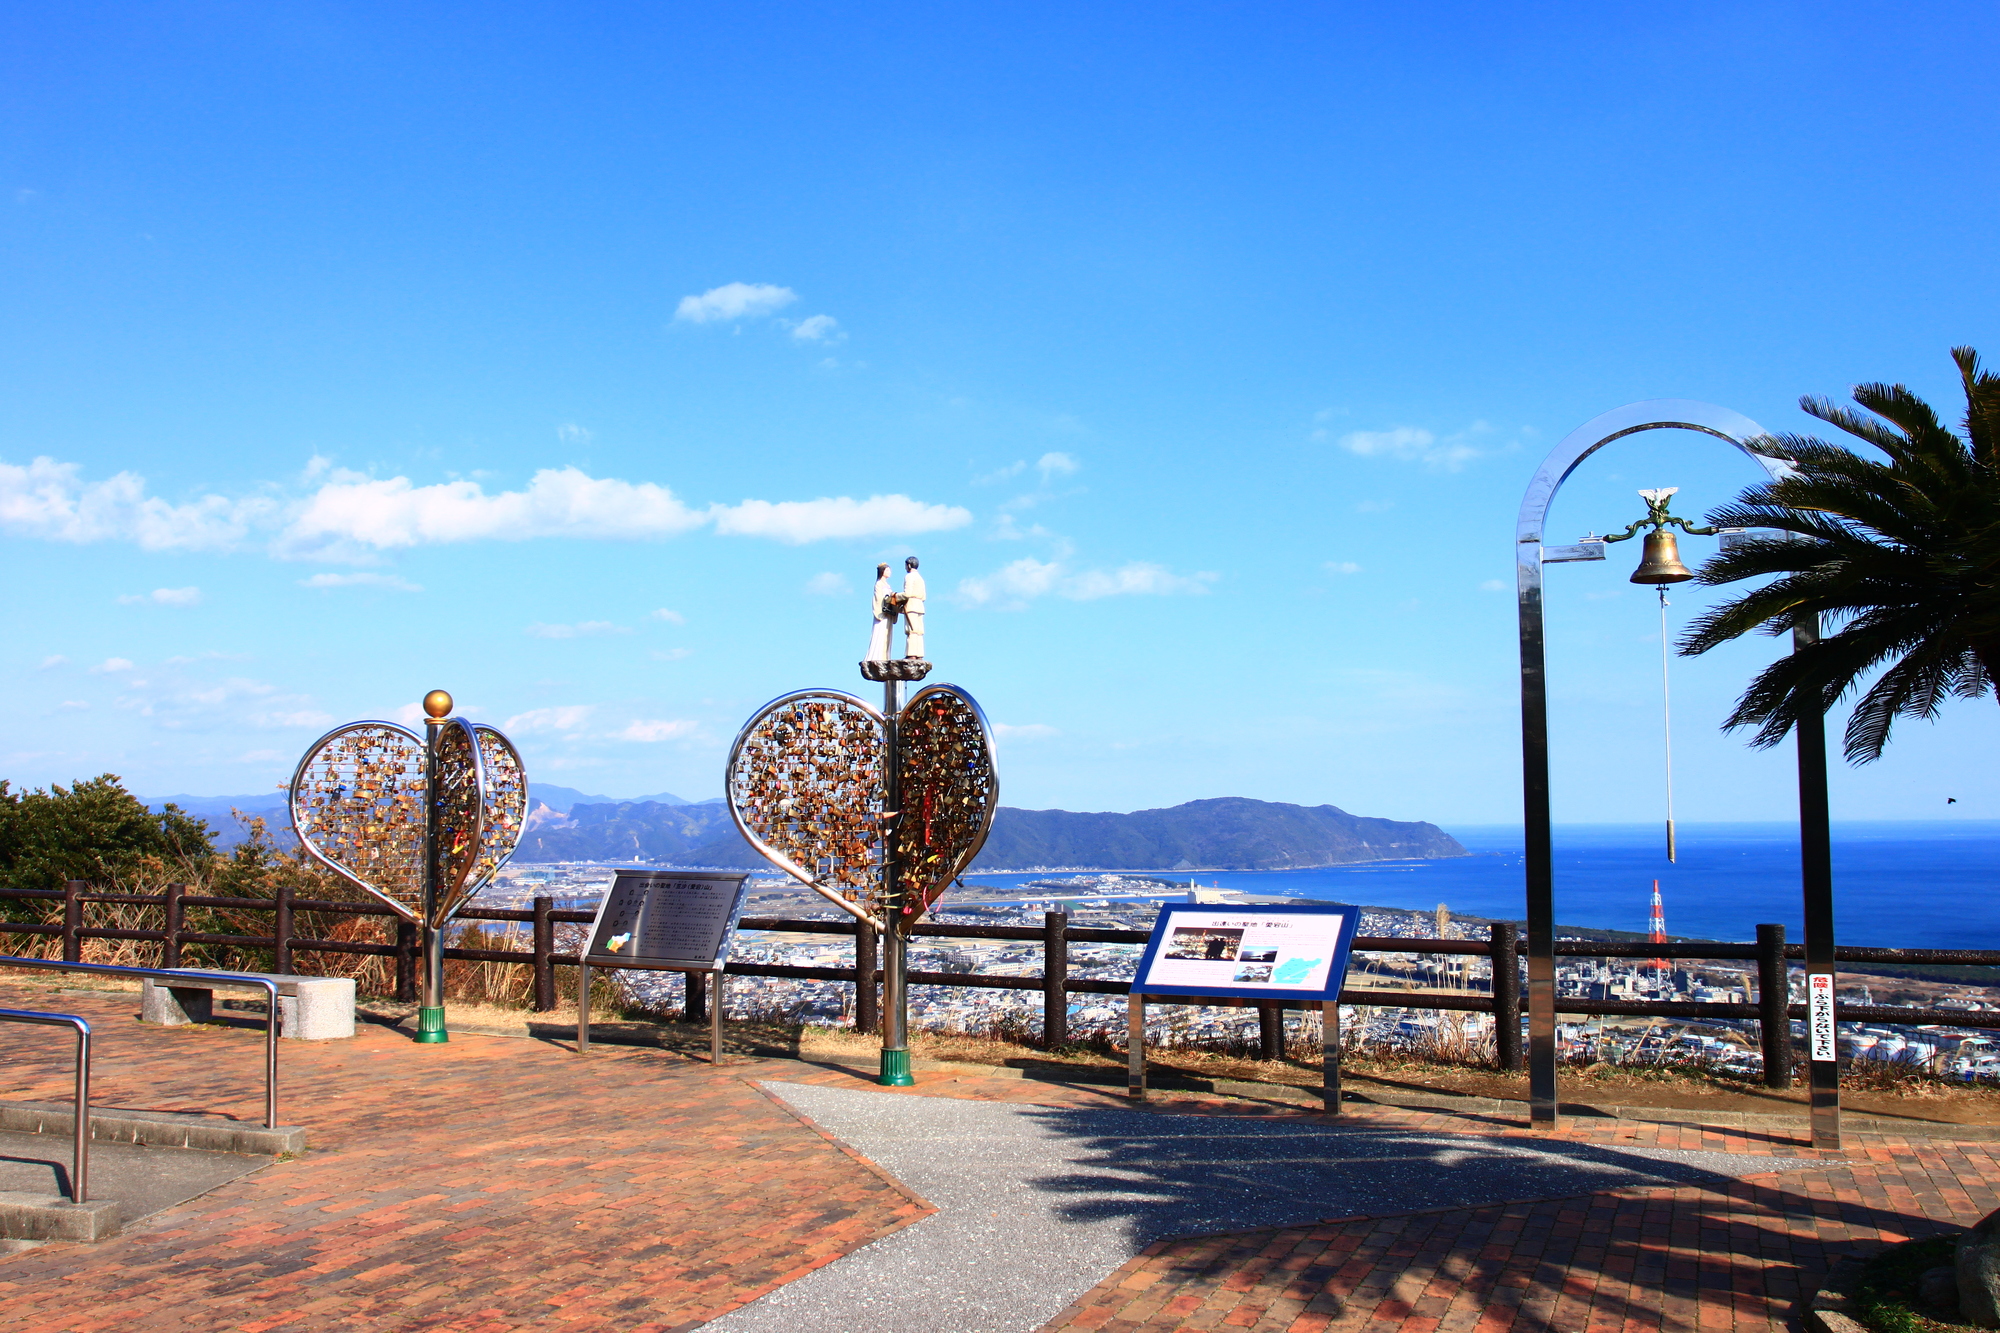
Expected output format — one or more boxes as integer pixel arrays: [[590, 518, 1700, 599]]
[[140, 972, 356, 1042]]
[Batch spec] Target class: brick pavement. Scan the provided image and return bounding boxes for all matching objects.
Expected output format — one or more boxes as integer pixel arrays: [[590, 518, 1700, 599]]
[[0, 980, 1993, 1333], [0, 983, 928, 1332]]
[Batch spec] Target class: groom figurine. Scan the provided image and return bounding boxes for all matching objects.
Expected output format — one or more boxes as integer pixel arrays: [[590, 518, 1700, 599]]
[[901, 556, 926, 659]]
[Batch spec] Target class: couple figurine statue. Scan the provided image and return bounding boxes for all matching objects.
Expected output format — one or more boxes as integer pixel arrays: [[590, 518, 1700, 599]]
[[867, 556, 925, 663]]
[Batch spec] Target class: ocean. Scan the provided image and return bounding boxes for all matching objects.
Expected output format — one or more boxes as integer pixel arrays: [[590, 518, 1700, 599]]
[[959, 821, 2000, 951]]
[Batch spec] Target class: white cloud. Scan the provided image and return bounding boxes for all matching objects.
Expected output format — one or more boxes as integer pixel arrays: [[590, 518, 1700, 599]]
[[1480, 579, 1508, 592], [804, 572, 852, 596], [504, 705, 594, 734], [91, 657, 135, 673], [1324, 561, 1363, 575], [39, 655, 68, 670], [621, 718, 698, 742], [993, 723, 1059, 741], [712, 495, 971, 544], [1, 456, 269, 550], [1354, 499, 1395, 513], [1036, 452, 1080, 480], [674, 282, 798, 324], [117, 586, 202, 607], [957, 558, 1217, 608], [299, 572, 423, 592], [525, 621, 629, 639], [975, 460, 1028, 485], [1332, 422, 1503, 472], [4, 456, 972, 559], [557, 423, 593, 446], [789, 314, 842, 342], [649, 607, 685, 624], [651, 648, 693, 662], [55, 700, 88, 711], [280, 466, 707, 557]]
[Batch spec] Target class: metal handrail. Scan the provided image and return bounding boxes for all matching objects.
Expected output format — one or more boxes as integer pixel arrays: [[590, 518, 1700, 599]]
[[0, 1008, 91, 1202], [0, 958, 280, 1128]]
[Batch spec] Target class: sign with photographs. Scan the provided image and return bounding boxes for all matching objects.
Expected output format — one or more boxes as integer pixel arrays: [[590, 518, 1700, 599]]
[[583, 870, 752, 972], [1130, 903, 1361, 1002]]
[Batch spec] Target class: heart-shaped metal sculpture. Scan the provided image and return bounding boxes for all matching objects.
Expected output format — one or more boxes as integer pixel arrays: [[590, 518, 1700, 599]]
[[726, 683, 995, 929], [727, 690, 889, 921], [290, 716, 524, 927]]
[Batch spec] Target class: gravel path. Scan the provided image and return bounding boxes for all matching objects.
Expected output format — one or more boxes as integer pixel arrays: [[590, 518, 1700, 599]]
[[703, 1082, 1837, 1333]]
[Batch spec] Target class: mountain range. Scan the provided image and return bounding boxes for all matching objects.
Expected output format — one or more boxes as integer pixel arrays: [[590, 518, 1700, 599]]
[[144, 788, 1465, 870], [144, 784, 704, 849], [514, 796, 1465, 870]]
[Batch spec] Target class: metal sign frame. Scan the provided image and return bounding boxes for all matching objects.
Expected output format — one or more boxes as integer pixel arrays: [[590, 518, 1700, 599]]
[[1128, 903, 1361, 1003], [576, 869, 751, 1066]]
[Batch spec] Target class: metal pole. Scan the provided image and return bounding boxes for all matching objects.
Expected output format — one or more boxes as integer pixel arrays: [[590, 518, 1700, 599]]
[[1795, 619, 1840, 1148], [711, 970, 724, 1065], [73, 1021, 90, 1203], [416, 701, 449, 1044], [878, 675, 914, 1086], [1126, 995, 1146, 1099], [1518, 541, 1559, 1128], [577, 960, 591, 1053], [1322, 1000, 1340, 1114]]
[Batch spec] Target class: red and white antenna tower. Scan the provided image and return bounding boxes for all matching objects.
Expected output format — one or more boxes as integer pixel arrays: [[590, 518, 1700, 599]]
[[1647, 879, 1669, 973]]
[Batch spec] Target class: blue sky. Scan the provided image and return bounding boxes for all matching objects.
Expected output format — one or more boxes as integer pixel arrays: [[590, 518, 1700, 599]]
[[4, 2, 1996, 825]]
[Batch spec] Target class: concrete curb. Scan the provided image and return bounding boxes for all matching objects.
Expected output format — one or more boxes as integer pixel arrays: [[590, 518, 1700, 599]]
[[0, 1190, 120, 1242], [0, 1102, 307, 1156]]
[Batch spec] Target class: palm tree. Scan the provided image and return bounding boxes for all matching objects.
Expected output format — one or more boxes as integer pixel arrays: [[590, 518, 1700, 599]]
[[1678, 346, 2000, 762]]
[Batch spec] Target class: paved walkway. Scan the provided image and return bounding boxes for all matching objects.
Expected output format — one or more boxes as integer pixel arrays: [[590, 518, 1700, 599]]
[[0, 982, 1991, 1333]]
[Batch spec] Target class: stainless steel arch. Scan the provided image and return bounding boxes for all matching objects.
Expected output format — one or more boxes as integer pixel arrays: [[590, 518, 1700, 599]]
[[1516, 400, 1807, 1130]]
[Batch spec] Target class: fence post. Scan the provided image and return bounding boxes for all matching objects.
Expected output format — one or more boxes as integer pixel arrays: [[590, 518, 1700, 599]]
[[685, 971, 707, 1023], [163, 883, 184, 968], [532, 897, 556, 1012], [1756, 923, 1792, 1089], [1491, 922, 1522, 1071], [1258, 1003, 1285, 1061], [395, 918, 419, 1002], [62, 881, 84, 963], [855, 922, 879, 1035], [1043, 911, 1069, 1049], [274, 879, 294, 975]]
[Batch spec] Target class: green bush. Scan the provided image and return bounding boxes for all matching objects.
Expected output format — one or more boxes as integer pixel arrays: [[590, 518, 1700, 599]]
[[0, 774, 214, 890]]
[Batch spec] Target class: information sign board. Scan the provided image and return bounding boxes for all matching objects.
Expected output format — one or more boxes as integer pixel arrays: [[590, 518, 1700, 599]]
[[582, 870, 751, 972], [1130, 903, 1361, 1003]]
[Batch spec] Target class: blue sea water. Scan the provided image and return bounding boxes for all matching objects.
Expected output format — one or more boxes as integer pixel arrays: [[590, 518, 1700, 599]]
[[961, 821, 2000, 950]]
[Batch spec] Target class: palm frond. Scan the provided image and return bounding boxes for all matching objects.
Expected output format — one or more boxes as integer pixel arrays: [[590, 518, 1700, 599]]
[[1678, 347, 2000, 756]]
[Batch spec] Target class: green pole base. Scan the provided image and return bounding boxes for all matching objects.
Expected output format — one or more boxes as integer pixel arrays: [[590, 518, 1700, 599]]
[[414, 1006, 449, 1044], [878, 1046, 914, 1087]]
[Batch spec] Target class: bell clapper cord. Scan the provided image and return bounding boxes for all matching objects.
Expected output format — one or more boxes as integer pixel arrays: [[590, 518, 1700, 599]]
[[1658, 584, 1677, 864]]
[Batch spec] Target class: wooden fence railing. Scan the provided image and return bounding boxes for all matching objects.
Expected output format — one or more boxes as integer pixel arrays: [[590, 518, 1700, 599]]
[[5, 882, 1998, 1086]]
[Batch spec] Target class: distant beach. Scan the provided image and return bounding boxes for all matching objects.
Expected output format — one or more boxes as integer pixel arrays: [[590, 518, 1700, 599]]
[[961, 821, 2000, 950]]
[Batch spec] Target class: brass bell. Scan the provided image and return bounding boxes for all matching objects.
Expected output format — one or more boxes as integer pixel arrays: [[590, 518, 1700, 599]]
[[1629, 530, 1695, 584]]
